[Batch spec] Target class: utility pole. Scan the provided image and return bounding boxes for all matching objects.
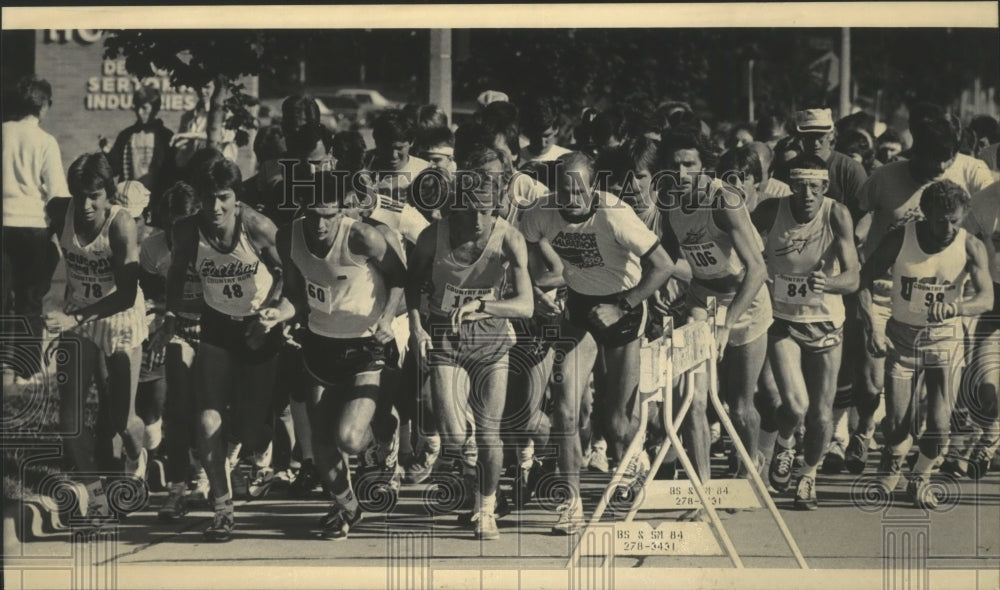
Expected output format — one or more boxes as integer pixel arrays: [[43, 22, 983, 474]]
[[748, 59, 755, 122], [839, 28, 851, 118], [429, 29, 452, 124]]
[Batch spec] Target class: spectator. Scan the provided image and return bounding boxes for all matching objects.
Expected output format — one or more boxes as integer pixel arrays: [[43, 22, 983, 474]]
[[519, 98, 571, 163], [836, 129, 878, 175], [876, 129, 905, 164], [727, 122, 756, 150], [2, 75, 70, 380], [795, 108, 868, 221], [108, 85, 175, 223]]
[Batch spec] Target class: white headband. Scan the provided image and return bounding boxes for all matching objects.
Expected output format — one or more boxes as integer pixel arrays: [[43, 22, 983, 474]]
[[789, 168, 829, 182], [425, 146, 454, 157]]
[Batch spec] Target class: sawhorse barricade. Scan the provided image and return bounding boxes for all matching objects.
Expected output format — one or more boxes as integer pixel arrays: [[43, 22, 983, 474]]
[[568, 297, 808, 569]]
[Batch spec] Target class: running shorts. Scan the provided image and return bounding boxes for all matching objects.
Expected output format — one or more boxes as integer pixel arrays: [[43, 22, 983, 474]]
[[67, 302, 148, 357], [565, 289, 648, 348], [199, 306, 282, 364], [686, 281, 772, 347], [426, 314, 515, 369], [768, 318, 844, 352], [885, 317, 965, 371], [302, 330, 396, 387]]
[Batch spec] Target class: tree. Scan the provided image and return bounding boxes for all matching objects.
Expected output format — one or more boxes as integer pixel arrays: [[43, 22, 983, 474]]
[[103, 30, 286, 149]]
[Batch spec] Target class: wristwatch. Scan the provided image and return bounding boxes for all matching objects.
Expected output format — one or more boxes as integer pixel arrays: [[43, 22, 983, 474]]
[[476, 298, 487, 313]]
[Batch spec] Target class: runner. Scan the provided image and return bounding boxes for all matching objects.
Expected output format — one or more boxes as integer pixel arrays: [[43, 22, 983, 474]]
[[794, 108, 868, 221], [139, 181, 209, 520], [44, 153, 149, 485], [659, 130, 772, 480], [847, 114, 989, 475], [751, 155, 860, 509], [257, 169, 406, 539], [945, 180, 1000, 477], [858, 179, 993, 507], [519, 152, 676, 534], [406, 169, 534, 539], [161, 149, 284, 541], [367, 109, 430, 204]]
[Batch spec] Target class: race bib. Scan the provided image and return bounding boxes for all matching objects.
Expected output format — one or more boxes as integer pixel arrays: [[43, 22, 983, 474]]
[[774, 274, 824, 306], [909, 282, 959, 315], [441, 284, 496, 313], [305, 279, 333, 314], [680, 242, 727, 278], [69, 271, 116, 303]]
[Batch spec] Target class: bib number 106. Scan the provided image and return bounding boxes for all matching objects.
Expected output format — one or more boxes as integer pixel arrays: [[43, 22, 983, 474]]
[[451, 294, 479, 309]]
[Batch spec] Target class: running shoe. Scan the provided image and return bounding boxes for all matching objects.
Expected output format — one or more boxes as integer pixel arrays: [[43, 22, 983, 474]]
[[204, 505, 234, 542], [877, 449, 905, 494], [710, 423, 726, 458], [619, 451, 650, 491], [146, 450, 167, 492], [551, 500, 585, 536], [769, 447, 796, 493], [968, 440, 997, 481], [290, 459, 321, 497], [124, 448, 148, 481], [906, 477, 939, 510], [844, 433, 870, 475], [404, 449, 440, 485], [588, 441, 609, 473], [157, 483, 188, 522], [248, 467, 275, 499], [472, 510, 499, 540], [821, 439, 846, 474], [513, 457, 543, 508], [319, 504, 363, 540], [794, 475, 818, 511], [190, 469, 211, 504]]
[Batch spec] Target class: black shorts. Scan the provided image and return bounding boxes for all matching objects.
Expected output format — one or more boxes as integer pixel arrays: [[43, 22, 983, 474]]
[[302, 330, 396, 387], [983, 282, 1000, 322], [199, 306, 282, 364], [511, 314, 563, 362], [565, 289, 647, 347]]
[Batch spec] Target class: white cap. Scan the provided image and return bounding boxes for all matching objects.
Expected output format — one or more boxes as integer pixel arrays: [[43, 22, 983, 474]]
[[795, 108, 835, 134]]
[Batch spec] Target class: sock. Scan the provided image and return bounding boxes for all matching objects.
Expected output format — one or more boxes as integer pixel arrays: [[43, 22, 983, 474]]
[[796, 462, 819, 480], [144, 419, 163, 451], [473, 491, 483, 514], [831, 407, 850, 444], [482, 493, 496, 516], [169, 481, 187, 494], [519, 440, 536, 467], [333, 486, 360, 515], [213, 492, 233, 511], [426, 434, 441, 455], [254, 441, 273, 470], [913, 453, 938, 478], [227, 442, 242, 466], [777, 434, 795, 450], [463, 438, 478, 468]]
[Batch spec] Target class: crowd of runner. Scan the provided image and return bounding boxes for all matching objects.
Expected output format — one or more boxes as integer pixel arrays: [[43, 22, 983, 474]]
[[4, 75, 999, 543]]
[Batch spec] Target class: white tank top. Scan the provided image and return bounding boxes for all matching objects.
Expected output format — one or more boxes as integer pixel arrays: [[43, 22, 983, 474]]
[[290, 216, 388, 338], [890, 223, 968, 327], [668, 180, 755, 281], [61, 204, 134, 312], [429, 216, 510, 320], [763, 197, 844, 324], [196, 211, 274, 318]]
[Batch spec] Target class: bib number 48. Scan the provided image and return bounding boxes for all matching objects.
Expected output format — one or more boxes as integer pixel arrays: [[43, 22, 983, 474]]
[[222, 284, 244, 299]]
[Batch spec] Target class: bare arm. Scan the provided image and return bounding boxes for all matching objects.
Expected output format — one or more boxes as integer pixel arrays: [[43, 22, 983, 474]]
[[265, 225, 304, 324], [958, 234, 995, 318], [166, 218, 200, 316], [623, 245, 674, 309], [243, 207, 284, 306], [352, 222, 408, 340], [484, 228, 534, 319], [714, 202, 767, 335], [527, 237, 566, 290], [820, 202, 861, 295], [405, 224, 437, 323]]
